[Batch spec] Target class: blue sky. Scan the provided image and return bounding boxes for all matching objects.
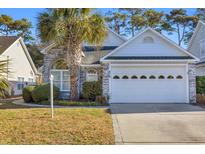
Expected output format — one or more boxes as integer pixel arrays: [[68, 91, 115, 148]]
[[0, 8, 197, 47]]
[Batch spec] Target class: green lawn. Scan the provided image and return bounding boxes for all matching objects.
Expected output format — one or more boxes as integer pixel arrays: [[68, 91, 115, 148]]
[[0, 102, 114, 144]]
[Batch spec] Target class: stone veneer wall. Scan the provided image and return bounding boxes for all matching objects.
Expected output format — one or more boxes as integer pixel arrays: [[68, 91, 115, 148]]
[[42, 50, 65, 82], [42, 50, 68, 99], [188, 64, 196, 103], [102, 63, 110, 98]]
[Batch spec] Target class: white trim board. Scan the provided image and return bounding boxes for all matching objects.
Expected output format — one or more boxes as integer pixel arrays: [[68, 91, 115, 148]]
[[19, 38, 39, 75], [110, 63, 188, 67], [0, 37, 21, 56], [102, 59, 197, 63], [101, 27, 199, 62]]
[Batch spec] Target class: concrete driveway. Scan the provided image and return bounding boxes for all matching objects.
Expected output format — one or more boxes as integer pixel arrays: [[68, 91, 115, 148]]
[[111, 103, 205, 144]]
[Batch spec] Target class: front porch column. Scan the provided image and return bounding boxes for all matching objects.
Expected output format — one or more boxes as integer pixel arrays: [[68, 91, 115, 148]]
[[102, 63, 110, 99], [188, 64, 196, 103]]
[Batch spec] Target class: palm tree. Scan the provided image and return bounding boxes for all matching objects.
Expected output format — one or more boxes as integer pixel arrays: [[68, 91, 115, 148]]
[[37, 9, 107, 100], [0, 60, 9, 98]]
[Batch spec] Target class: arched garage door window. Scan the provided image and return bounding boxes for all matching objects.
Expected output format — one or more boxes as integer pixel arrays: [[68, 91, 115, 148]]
[[113, 75, 120, 79], [122, 75, 129, 79]]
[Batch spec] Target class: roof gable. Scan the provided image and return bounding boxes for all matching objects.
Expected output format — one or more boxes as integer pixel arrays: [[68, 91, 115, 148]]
[[0, 36, 19, 54], [101, 28, 198, 61], [102, 27, 126, 46], [188, 20, 205, 51], [83, 27, 126, 47], [1, 37, 39, 75]]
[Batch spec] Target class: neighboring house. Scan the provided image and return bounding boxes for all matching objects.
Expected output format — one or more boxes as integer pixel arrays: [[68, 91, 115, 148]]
[[0, 36, 39, 96], [188, 20, 205, 76], [41, 27, 198, 103]]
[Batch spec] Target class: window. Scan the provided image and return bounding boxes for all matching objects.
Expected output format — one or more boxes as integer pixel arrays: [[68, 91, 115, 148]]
[[131, 75, 138, 79], [176, 75, 183, 79], [200, 39, 205, 57], [149, 75, 156, 79], [140, 75, 147, 79], [28, 78, 34, 83], [51, 70, 70, 91], [52, 71, 61, 89], [167, 75, 174, 79], [17, 77, 24, 90], [143, 36, 154, 44], [113, 75, 120, 79], [62, 71, 70, 90], [86, 69, 98, 81], [30, 71, 34, 77], [122, 75, 129, 79], [158, 75, 165, 79]]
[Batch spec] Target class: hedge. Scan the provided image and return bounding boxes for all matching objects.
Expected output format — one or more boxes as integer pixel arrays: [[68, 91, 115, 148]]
[[196, 76, 205, 94], [82, 81, 102, 100], [22, 85, 36, 103], [31, 83, 60, 102]]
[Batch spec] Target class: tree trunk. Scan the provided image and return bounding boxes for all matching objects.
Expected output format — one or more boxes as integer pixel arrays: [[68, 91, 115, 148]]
[[67, 44, 82, 101], [131, 26, 134, 37], [70, 64, 79, 101]]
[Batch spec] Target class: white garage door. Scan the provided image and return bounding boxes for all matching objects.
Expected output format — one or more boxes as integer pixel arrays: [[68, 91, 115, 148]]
[[110, 65, 188, 103]]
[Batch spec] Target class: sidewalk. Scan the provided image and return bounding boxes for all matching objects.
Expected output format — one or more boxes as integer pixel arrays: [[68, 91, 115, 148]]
[[13, 99, 110, 108], [0, 96, 22, 103]]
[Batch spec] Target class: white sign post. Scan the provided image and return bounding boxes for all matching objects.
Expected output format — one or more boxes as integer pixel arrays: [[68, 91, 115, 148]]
[[50, 74, 54, 118]]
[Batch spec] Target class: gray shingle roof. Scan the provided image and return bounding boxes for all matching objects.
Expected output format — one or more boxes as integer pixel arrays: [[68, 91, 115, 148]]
[[82, 50, 110, 65], [197, 61, 205, 65], [83, 46, 118, 52], [0, 36, 19, 54], [105, 56, 194, 60]]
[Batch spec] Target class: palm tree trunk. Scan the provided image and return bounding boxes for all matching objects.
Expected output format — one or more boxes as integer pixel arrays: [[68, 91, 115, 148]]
[[67, 44, 82, 101], [70, 64, 79, 100]]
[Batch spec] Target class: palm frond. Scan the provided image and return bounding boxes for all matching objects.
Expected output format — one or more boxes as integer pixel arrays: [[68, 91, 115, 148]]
[[0, 60, 9, 98]]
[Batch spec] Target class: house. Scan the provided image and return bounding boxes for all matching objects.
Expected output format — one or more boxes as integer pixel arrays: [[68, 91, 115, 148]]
[[41, 27, 198, 103], [41, 28, 126, 99], [188, 20, 205, 76], [0, 36, 39, 96]]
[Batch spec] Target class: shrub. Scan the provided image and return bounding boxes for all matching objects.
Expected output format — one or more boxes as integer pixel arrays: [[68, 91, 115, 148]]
[[31, 83, 60, 102], [95, 95, 107, 105], [196, 76, 205, 94], [22, 85, 36, 103], [82, 81, 102, 100], [196, 94, 205, 104]]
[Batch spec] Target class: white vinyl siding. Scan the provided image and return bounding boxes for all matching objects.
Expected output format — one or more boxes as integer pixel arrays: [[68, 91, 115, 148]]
[[1, 39, 36, 83], [200, 39, 205, 58], [51, 70, 70, 91], [110, 30, 188, 57]]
